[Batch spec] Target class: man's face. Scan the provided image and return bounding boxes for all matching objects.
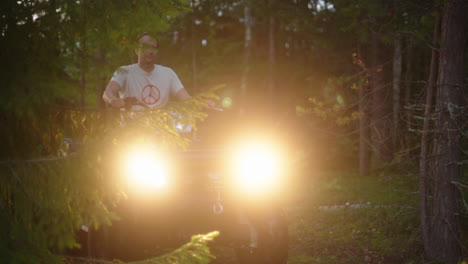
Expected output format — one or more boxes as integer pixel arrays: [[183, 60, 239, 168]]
[[136, 35, 158, 64]]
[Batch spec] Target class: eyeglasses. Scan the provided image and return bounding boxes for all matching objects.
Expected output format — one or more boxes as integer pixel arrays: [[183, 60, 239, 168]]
[[137, 43, 158, 53]]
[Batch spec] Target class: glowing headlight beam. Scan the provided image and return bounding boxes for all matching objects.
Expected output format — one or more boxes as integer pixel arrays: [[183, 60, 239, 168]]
[[233, 143, 282, 191], [125, 149, 168, 190]]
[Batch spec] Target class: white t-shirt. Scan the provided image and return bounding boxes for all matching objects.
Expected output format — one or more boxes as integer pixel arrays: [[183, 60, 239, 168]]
[[111, 64, 184, 109]]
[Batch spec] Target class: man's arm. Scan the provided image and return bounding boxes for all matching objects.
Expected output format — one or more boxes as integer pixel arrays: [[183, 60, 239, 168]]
[[175, 88, 216, 108], [174, 88, 192, 101], [103, 80, 125, 108]]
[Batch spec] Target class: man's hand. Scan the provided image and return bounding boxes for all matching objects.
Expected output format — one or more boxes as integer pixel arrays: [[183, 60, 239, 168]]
[[205, 99, 215, 108], [205, 99, 223, 111], [110, 98, 126, 109]]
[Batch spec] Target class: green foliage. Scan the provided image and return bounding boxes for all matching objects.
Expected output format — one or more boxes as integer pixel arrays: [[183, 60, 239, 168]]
[[294, 73, 365, 169], [128, 231, 218, 264], [0, 84, 218, 263], [64, 231, 219, 264], [296, 77, 361, 127], [0, 158, 114, 264]]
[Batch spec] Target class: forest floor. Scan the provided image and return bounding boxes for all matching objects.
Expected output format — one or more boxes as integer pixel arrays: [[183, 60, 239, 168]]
[[284, 168, 424, 264], [211, 167, 426, 264], [68, 166, 467, 264]]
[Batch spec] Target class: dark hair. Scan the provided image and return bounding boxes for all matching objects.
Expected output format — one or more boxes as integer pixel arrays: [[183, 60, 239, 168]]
[[135, 32, 159, 48]]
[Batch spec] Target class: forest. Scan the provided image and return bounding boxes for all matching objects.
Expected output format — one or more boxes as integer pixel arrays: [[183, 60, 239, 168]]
[[0, 0, 467, 263]]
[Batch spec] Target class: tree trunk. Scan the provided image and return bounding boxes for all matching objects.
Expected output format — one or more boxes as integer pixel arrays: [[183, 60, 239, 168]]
[[419, 10, 440, 258], [80, 42, 87, 109], [191, 0, 198, 94], [403, 37, 414, 150], [392, 34, 402, 149], [240, 1, 252, 116], [356, 45, 371, 177], [95, 47, 106, 110], [79, 4, 87, 110], [426, 0, 467, 262], [95, 74, 106, 110], [370, 32, 390, 162], [359, 80, 371, 177], [268, 13, 275, 113]]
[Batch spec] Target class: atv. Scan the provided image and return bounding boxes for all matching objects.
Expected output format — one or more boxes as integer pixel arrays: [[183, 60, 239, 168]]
[[71, 98, 289, 264]]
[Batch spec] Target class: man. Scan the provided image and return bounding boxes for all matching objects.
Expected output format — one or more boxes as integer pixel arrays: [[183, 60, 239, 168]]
[[103, 32, 192, 110]]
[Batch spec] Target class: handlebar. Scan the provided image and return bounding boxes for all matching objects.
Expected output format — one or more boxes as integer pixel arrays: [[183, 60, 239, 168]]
[[124, 97, 147, 109], [122, 97, 223, 111], [207, 107, 223, 112]]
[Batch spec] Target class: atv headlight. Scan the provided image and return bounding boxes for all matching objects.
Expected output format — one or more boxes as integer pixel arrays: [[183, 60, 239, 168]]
[[124, 148, 168, 191], [233, 142, 283, 192]]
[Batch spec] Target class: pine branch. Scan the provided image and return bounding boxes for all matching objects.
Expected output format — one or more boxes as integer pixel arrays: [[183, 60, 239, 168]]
[[63, 231, 219, 264]]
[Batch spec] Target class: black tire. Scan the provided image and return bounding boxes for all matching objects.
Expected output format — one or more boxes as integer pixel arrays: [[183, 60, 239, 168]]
[[235, 210, 288, 264]]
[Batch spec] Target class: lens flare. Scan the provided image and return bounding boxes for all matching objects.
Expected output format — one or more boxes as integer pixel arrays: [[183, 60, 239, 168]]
[[222, 97, 233, 108]]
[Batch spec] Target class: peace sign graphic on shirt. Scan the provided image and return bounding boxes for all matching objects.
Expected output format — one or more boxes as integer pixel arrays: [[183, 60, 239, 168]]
[[141, 84, 160, 105]]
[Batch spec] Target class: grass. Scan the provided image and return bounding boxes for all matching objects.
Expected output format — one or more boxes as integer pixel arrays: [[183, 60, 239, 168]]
[[285, 169, 424, 264]]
